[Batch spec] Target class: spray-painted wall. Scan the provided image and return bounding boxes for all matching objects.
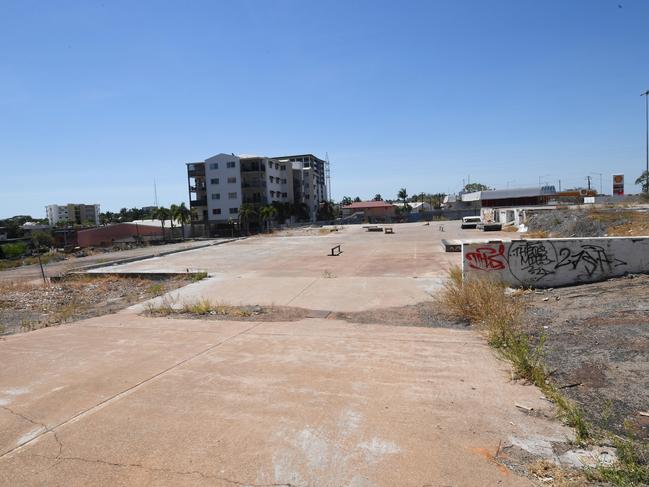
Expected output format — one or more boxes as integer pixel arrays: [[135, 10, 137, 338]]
[[462, 237, 649, 287]]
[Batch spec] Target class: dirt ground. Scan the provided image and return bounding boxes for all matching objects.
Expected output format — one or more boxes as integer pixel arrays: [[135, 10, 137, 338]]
[[522, 274, 649, 442], [0, 276, 193, 336]]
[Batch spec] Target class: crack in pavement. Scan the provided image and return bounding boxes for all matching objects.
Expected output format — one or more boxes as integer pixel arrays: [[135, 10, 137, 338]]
[[1, 405, 63, 459], [0, 321, 264, 460], [31, 453, 297, 487]]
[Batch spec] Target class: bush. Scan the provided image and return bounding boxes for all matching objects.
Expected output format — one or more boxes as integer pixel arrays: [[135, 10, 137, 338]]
[[1, 242, 27, 259]]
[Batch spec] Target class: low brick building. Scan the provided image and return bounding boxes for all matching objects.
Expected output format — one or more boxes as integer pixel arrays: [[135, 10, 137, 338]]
[[341, 201, 396, 222], [77, 222, 163, 248]]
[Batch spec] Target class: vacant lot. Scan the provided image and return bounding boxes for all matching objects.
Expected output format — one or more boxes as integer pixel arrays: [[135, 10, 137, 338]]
[[523, 275, 649, 442], [0, 222, 587, 486], [0, 275, 193, 336]]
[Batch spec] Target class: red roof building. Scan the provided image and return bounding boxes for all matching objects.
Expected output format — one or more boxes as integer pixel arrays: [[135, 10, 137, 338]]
[[341, 201, 396, 221]]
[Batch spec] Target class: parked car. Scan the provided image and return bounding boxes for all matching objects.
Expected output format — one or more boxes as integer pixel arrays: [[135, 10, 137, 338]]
[[461, 216, 482, 229]]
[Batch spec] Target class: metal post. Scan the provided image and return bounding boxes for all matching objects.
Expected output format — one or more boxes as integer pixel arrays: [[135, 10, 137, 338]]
[[643, 90, 649, 191], [37, 252, 47, 285]]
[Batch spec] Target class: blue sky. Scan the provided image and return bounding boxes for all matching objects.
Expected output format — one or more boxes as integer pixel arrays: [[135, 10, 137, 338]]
[[1, 0, 648, 218]]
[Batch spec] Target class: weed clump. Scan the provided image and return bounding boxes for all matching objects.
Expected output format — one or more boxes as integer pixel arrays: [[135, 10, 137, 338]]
[[439, 266, 590, 443]]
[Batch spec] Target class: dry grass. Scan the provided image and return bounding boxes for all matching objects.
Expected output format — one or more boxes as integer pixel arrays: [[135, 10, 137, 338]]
[[145, 298, 254, 318], [439, 267, 590, 443]]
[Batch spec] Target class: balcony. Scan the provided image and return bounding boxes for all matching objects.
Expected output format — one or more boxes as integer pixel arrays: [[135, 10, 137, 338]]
[[190, 198, 207, 207], [241, 163, 266, 172], [189, 185, 206, 192], [187, 165, 205, 177]]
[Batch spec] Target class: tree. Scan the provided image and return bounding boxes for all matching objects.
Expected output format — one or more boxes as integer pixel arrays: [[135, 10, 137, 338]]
[[463, 182, 489, 193], [169, 204, 179, 239], [238, 204, 256, 235], [373, 194, 383, 201], [153, 207, 171, 240], [353, 196, 361, 203], [340, 196, 353, 206], [173, 203, 191, 239], [259, 205, 278, 232], [398, 188, 408, 204], [31, 231, 54, 250], [317, 201, 336, 221], [635, 170, 649, 193]]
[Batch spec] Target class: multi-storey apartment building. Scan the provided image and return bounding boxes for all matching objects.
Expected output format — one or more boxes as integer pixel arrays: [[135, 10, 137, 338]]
[[273, 154, 328, 221], [46, 203, 100, 226], [187, 153, 328, 229]]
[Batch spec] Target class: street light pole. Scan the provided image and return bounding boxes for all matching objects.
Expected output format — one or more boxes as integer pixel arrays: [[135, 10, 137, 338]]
[[642, 90, 649, 191]]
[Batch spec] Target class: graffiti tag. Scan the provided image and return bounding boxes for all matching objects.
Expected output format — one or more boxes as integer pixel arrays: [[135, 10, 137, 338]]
[[509, 241, 555, 278], [555, 245, 627, 276], [465, 244, 507, 271]]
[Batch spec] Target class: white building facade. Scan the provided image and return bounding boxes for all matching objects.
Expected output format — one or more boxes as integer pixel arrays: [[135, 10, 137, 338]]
[[187, 153, 307, 227], [46, 203, 100, 226]]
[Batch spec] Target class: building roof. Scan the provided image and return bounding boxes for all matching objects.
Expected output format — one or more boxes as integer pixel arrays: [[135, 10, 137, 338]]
[[481, 186, 556, 200], [342, 201, 395, 209], [461, 186, 556, 202]]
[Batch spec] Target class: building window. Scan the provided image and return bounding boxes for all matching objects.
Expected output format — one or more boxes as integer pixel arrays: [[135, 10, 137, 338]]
[[227, 177, 236, 184], [228, 192, 237, 199], [210, 178, 219, 185], [282, 192, 288, 198], [270, 190, 275, 197], [212, 208, 221, 215], [229, 207, 238, 214], [281, 178, 287, 184], [269, 176, 274, 183], [209, 163, 218, 170], [227, 161, 236, 168], [281, 165, 286, 171], [211, 193, 220, 200]]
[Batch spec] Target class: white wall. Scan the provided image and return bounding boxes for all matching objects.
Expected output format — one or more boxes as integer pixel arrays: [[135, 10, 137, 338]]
[[205, 154, 242, 221], [463, 237, 649, 288]]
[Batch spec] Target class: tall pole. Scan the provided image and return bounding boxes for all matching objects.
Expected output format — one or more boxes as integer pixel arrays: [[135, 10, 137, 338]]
[[643, 90, 649, 191]]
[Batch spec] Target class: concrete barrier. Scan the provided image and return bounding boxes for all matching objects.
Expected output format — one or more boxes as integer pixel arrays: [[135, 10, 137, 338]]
[[462, 237, 649, 288]]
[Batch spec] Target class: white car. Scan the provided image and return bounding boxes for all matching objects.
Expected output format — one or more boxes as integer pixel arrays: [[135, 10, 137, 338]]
[[461, 216, 482, 229]]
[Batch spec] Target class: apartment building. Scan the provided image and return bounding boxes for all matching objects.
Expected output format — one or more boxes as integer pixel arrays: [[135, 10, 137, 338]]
[[187, 153, 295, 224], [274, 154, 328, 221], [187, 153, 328, 228], [46, 203, 100, 226]]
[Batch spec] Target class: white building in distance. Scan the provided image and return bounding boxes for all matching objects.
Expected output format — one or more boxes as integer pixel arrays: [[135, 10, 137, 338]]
[[46, 203, 100, 226]]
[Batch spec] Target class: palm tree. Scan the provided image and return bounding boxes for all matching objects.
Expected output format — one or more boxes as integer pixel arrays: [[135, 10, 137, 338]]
[[238, 204, 256, 235], [635, 170, 649, 193], [398, 188, 408, 205], [259, 205, 278, 233], [153, 206, 171, 241], [173, 202, 191, 239], [169, 204, 179, 239]]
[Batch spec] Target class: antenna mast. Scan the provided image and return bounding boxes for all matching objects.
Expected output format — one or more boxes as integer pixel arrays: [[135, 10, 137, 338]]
[[154, 179, 159, 207]]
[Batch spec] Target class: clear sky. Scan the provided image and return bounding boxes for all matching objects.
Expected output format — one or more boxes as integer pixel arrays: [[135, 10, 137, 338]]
[[1, 0, 648, 218]]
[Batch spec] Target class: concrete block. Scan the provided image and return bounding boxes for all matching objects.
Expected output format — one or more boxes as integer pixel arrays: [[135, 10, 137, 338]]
[[462, 237, 649, 287]]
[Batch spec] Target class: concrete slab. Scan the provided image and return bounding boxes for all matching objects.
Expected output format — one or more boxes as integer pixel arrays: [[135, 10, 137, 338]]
[[101, 222, 510, 312], [0, 316, 570, 486]]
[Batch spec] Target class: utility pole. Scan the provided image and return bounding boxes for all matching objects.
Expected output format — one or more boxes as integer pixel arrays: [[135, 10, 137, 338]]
[[586, 175, 592, 191], [642, 89, 649, 191], [590, 172, 603, 195]]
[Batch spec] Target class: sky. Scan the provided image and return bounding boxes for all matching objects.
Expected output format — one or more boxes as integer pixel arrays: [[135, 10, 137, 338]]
[[1, 0, 648, 218]]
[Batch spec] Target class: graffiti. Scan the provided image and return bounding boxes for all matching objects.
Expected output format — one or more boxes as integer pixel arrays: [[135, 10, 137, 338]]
[[509, 241, 555, 278], [465, 244, 507, 270], [555, 245, 627, 276], [464, 238, 641, 288]]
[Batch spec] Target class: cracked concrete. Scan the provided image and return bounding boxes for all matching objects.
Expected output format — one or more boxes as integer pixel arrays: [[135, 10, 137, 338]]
[[0, 223, 571, 486]]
